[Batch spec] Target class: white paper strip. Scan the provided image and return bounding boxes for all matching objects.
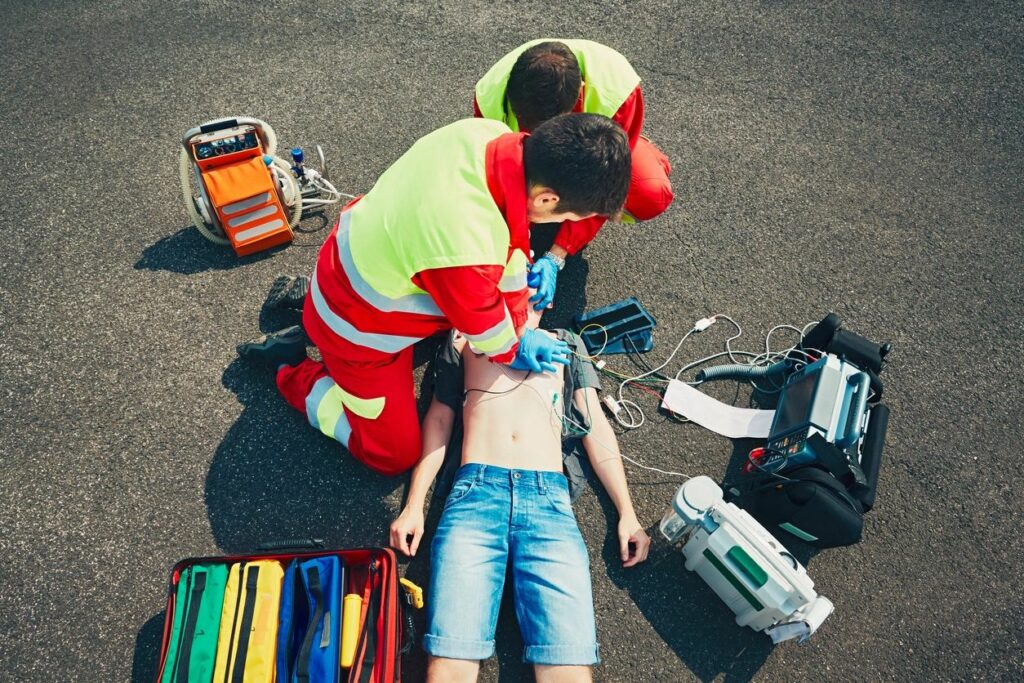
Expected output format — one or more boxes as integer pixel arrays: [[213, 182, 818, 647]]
[[661, 379, 775, 439]]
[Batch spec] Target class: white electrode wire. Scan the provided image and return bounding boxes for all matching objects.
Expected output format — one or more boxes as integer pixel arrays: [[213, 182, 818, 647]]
[[715, 314, 745, 363], [562, 410, 690, 479], [615, 327, 697, 429], [501, 365, 689, 479], [671, 321, 821, 385]]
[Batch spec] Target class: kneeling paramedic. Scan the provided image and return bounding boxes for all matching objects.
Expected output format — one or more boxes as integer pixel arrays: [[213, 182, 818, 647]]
[[239, 114, 631, 476], [389, 301, 651, 682], [474, 39, 675, 309]]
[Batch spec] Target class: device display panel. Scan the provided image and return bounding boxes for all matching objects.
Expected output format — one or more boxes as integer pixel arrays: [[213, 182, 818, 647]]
[[775, 371, 820, 433]]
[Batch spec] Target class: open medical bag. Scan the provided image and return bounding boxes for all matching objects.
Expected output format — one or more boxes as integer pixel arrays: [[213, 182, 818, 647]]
[[156, 544, 410, 682]]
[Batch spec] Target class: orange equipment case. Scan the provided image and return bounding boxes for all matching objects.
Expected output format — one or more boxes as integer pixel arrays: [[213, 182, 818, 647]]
[[188, 121, 294, 256]]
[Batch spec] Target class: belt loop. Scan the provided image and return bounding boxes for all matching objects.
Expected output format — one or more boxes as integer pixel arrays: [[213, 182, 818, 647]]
[[536, 470, 546, 494], [476, 465, 486, 483]]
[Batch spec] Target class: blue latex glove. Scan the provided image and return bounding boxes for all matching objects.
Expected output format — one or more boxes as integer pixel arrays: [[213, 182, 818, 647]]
[[509, 328, 571, 374], [527, 257, 559, 311]]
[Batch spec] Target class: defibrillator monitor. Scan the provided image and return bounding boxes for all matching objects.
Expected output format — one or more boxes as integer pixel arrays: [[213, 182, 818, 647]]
[[766, 355, 871, 470], [773, 371, 821, 435]]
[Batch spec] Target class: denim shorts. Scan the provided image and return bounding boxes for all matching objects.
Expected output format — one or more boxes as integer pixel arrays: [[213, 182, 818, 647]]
[[424, 464, 599, 666]]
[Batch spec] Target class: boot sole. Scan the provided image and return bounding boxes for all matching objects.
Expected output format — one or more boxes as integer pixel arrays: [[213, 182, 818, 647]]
[[237, 326, 307, 364], [264, 275, 310, 310]]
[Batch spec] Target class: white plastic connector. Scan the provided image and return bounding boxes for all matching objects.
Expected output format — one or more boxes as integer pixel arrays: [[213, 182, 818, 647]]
[[693, 316, 718, 332], [601, 395, 622, 415], [595, 359, 607, 370]]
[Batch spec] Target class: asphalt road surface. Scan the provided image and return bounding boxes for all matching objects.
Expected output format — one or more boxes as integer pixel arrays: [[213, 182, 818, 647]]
[[1, 1, 1021, 681]]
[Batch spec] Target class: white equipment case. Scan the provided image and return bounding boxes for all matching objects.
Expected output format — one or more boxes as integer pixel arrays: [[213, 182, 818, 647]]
[[660, 476, 834, 643]]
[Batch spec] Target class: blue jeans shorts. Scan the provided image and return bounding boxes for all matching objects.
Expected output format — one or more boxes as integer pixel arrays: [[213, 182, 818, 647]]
[[424, 463, 599, 666]]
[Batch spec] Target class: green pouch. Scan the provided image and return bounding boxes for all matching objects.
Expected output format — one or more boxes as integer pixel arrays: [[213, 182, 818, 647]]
[[159, 563, 229, 682]]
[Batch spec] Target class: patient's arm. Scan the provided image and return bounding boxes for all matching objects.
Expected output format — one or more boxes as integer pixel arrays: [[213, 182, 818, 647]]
[[389, 397, 456, 556], [574, 386, 652, 567]]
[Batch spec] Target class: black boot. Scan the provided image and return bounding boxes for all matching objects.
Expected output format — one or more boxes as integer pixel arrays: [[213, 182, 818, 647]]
[[237, 325, 308, 367], [263, 275, 310, 311]]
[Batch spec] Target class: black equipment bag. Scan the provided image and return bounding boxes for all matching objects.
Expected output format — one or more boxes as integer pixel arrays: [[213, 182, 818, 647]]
[[727, 466, 865, 549]]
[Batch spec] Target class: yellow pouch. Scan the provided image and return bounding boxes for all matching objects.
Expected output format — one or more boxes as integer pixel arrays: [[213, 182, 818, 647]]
[[212, 560, 285, 683]]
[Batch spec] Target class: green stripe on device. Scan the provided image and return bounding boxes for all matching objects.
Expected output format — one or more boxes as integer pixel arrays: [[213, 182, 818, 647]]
[[779, 522, 819, 542], [703, 549, 764, 611]]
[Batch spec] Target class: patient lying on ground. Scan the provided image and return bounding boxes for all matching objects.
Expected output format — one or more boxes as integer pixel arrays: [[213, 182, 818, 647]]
[[390, 304, 650, 683]]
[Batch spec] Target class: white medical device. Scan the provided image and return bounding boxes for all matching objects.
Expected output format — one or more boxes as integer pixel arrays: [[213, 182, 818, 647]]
[[660, 476, 834, 643]]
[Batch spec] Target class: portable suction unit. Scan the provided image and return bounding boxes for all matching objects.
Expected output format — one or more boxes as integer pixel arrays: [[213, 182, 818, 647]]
[[660, 476, 834, 643], [179, 117, 347, 257]]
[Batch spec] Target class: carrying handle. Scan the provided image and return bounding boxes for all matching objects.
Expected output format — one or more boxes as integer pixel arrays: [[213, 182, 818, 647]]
[[255, 538, 325, 552], [836, 372, 870, 448]]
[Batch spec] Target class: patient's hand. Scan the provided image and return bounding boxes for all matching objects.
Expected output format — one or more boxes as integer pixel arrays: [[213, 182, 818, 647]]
[[389, 506, 425, 557], [618, 515, 652, 568]]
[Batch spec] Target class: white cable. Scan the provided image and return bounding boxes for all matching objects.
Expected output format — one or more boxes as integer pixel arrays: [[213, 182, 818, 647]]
[[615, 326, 697, 428], [560, 406, 689, 479], [497, 364, 689, 479]]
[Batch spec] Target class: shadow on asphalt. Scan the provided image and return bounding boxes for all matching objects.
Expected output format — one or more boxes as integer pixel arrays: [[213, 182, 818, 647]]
[[135, 225, 283, 274], [593, 490, 774, 682], [204, 357, 400, 553], [131, 611, 166, 683]]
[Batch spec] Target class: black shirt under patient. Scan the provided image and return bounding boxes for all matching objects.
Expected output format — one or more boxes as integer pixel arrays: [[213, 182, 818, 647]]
[[431, 329, 602, 502]]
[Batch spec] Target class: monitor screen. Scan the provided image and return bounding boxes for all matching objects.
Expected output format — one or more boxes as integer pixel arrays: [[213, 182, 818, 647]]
[[775, 371, 819, 433]]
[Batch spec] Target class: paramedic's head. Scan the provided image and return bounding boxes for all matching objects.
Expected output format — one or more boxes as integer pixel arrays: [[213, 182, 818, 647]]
[[507, 41, 582, 132], [523, 113, 631, 224]]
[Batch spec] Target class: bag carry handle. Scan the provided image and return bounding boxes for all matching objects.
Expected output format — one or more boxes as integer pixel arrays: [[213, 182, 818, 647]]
[[256, 538, 326, 552]]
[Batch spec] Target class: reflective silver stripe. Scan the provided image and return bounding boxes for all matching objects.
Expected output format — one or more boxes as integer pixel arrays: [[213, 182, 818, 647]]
[[499, 271, 527, 291], [310, 268, 423, 353], [228, 204, 279, 228], [465, 307, 517, 356], [465, 309, 513, 343], [234, 219, 285, 242], [335, 212, 443, 316], [470, 327, 517, 357], [223, 192, 272, 215]]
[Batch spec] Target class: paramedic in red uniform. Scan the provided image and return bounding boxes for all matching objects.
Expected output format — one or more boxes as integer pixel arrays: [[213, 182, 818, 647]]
[[238, 114, 631, 476], [474, 39, 674, 310]]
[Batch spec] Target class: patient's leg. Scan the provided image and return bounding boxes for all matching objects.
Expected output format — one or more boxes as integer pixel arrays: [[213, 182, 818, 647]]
[[534, 664, 593, 683], [427, 656, 480, 683]]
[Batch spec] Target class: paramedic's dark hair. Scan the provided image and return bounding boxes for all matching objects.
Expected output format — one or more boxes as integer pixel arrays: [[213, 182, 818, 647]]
[[524, 113, 631, 217], [507, 41, 582, 132]]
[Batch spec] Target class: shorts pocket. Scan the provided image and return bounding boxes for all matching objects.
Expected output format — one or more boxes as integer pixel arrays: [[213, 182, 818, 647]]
[[544, 486, 576, 520], [443, 479, 476, 511]]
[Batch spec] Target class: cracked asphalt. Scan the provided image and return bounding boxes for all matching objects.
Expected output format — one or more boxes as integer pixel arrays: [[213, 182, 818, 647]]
[[1, 1, 1021, 681]]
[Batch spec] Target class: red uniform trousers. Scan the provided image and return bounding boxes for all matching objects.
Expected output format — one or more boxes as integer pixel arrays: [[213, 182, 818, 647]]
[[275, 334, 420, 477], [626, 136, 674, 221], [553, 136, 673, 254]]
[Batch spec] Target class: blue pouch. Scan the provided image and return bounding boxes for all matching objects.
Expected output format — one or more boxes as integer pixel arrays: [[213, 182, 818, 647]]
[[276, 555, 345, 683], [575, 296, 657, 355]]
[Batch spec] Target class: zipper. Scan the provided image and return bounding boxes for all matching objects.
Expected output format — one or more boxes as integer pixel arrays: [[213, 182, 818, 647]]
[[351, 559, 381, 683], [166, 567, 195, 682], [221, 561, 248, 683], [230, 565, 262, 683], [296, 565, 324, 682], [378, 559, 395, 683], [174, 569, 208, 683]]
